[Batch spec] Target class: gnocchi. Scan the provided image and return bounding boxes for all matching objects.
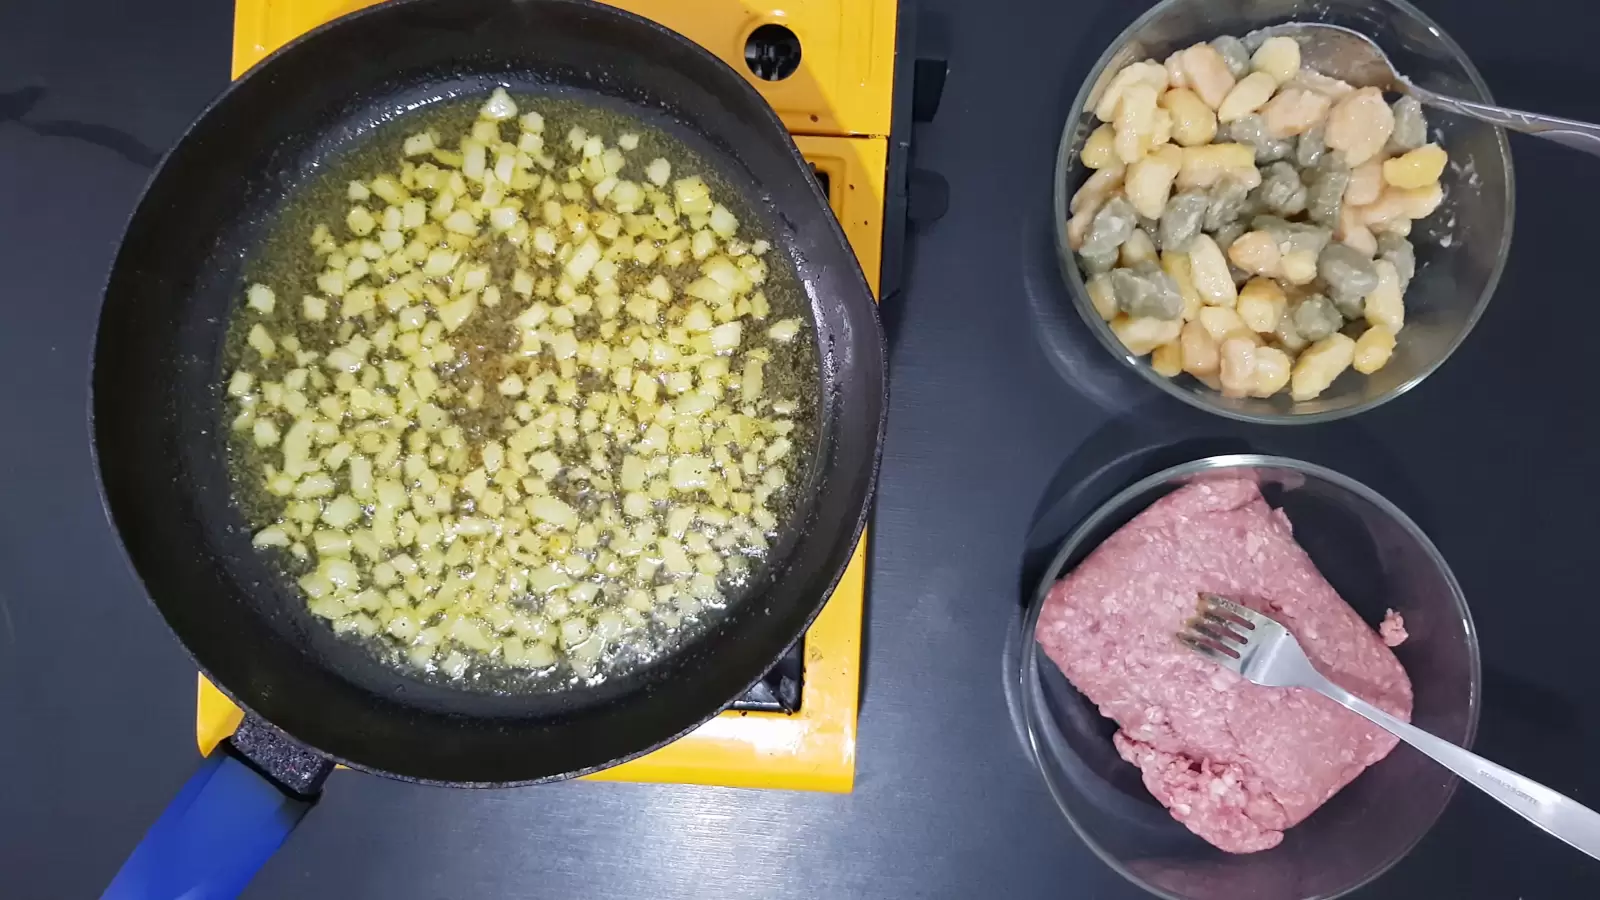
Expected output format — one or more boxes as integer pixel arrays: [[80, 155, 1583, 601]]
[[1151, 340, 1184, 377], [1383, 143, 1448, 189], [1252, 346, 1293, 397], [1071, 28, 1451, 401], [1260, 87, 1332, 140], [1111, 315, 1183, 356], [1291, 333, 1356, 401], [1236, 277, 1287, 332], [1180, 321, 1221, 375], [1212, 36, 1252, 80], [1251, 37, 1302, 85], [1110, 264, 1182, 318], [1160, 88, 1219, 147], [1325, 87, 1395, 167], [1125, 145, 1186, 218], [1159, 191, 1209, 252], [1177, 143, 1259, 190], [1179, 44, 1237, 110], [1219, 336, 1259, 398], [1338, 204, 1378, 257], [1094, 61, 1170, 122], [1119, 228, 1159, 267], [1161, 249, 1204, 320], [1198, 305, 1247, 343], [1353, 324, 1397, 374], [1344, 158, 1385, 207], [1227, 231, 1282, 278], [1086, 272, 1119, 321], [1363, 259, 1406, 333], [1081, 124, 1117, 169], [1187, 233, 1238, 307], [1218, 72, 1279, 124], [1114, 84, 1163, 164]]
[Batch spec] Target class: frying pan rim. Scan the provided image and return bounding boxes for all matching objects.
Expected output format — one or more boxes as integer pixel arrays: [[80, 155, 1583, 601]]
[[90, 0, 888, 785]]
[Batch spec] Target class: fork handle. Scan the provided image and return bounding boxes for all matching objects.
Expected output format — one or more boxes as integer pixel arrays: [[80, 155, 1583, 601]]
[[1313, 676, 1600, 861], [1406, 82, 1600, 157]]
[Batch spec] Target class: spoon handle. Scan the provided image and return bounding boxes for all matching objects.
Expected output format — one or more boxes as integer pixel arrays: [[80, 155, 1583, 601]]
[[1408, 83, 1600, 157]]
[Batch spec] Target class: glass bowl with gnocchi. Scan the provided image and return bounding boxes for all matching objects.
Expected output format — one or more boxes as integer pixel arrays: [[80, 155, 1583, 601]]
[[1054, 0, 1513, 423]]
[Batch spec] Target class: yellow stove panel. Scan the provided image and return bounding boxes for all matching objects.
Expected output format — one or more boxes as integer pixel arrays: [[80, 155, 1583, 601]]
[[232, 0, 895, 137], [209, 0, 892, 793]]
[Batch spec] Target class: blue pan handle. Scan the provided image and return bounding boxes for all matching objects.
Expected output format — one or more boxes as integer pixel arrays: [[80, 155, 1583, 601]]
[[103, 719, 332, 900]]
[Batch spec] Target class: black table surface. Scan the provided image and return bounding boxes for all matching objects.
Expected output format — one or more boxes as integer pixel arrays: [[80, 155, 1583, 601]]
[[3, 0, 1597, 896]]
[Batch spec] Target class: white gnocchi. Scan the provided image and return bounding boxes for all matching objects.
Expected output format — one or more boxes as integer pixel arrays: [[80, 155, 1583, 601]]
[[1071, 27, 1452, 402]]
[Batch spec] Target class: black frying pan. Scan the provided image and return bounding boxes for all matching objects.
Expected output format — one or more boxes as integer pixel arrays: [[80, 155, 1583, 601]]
[[93, 0, 883, 894]]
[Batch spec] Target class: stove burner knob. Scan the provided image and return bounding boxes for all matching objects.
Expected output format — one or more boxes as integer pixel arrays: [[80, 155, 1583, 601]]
[[745, 23, 802, 82]]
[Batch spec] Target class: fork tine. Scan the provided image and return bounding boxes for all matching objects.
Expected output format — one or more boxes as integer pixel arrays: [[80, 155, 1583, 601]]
[[1177, 631, 1240, 663], [1194, 614, 1249, 646], [1190, 614, 1248, 643], [1198, 592, 1267, 629]]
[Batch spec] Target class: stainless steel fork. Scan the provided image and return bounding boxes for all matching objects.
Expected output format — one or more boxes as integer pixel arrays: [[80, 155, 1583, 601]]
[[1181, 592, 1600, 861]]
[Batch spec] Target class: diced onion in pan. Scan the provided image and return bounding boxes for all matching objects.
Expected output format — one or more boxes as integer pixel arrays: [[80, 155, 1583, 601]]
[[226, 92, 813, 683]]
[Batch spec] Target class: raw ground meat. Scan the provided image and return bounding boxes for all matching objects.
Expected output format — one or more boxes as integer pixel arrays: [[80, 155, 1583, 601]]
[[1035, 477, 1413, 853], [1380, 609, 1408, 647]]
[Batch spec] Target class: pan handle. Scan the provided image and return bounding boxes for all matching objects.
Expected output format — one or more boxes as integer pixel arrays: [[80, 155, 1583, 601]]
[[102, 720, 332, 900]]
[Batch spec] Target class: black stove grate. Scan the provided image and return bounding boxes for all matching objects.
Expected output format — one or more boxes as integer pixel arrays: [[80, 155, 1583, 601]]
[[729, 639, 804, 712]]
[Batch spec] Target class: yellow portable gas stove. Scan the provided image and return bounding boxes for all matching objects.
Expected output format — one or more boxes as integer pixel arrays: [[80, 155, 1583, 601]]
[[197, 0, 915, 794]]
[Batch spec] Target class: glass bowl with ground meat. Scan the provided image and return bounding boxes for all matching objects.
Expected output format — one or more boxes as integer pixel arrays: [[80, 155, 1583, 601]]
[[1014, 454, 1480, 900], [1053, 0, 1513, 423]]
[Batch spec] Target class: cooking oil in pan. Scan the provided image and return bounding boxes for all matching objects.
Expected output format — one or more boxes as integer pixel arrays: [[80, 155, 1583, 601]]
[[220, 91, 819, 694]]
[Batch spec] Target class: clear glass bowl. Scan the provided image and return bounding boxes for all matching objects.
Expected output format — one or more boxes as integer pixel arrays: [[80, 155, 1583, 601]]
[[1016, 454, 1481, 900], [1052, 0, 1515, 424]]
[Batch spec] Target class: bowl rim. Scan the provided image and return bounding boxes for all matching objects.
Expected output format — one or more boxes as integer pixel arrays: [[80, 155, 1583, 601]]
[[1017, 452, 1484, 899], [1051, 0, 1517, 425]]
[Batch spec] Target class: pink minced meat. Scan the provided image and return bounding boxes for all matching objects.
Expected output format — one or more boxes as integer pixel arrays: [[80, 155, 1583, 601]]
[[1380, 609, 1408, 647], [1035, 477, 1412, 853]]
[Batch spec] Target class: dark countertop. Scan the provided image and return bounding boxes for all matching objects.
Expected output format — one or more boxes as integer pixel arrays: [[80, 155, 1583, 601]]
[[2, 0, 1597, 897]]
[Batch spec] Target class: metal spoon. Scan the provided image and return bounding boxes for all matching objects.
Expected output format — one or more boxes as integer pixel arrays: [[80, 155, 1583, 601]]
[[1263, 22, 1600, 156]]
